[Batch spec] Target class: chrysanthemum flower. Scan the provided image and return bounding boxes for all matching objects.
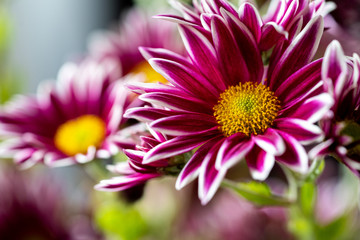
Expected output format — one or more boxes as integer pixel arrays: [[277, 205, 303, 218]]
[[88, 8, 182, 83], [95, 128, 184, 192], [0, 166, 101, 240], [0, 59, 138, 168], [162, 0, 334, 50], [126, 2, 332, 204], [310, 40, 360, 175]]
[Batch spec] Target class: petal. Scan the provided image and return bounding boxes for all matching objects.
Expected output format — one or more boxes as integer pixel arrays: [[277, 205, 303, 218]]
[[215, 133, 253, 170], [259, 22, 288, 51], [198, 139, 227, 205], [143, 128, 219, 164], [322, 40, 348, 97], [178, 25, 226, 91], [238, 2, 263, 43], [220, 9, 264, 83], [284, 93, 334, 123], [124, 107, 177, 122], [269, 16, 324, 89], [139, 92, 213, 114], [150, 113, 216, 135], [245, 144, 275, 181], [253, 128, 285, 156], [176, 136, 222, 190], [211, 14, 250, 86], [275, 59, 323, 104], [276, 131, 308, 174], [148, 58, 220, 99], [275, 118, 323, 144]]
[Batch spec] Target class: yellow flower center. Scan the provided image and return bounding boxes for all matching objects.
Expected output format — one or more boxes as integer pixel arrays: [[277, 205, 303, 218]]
[[131, 61, 168, 84], [213, 82, 281, 137], [54, 115, 106, 156]]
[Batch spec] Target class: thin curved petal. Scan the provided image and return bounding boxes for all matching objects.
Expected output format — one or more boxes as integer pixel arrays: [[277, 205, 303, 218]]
[[269, 16, 324, 89], [276, 131, 309, 174], [275, 118, 323, 144], [198, 139, 227, 205], [245, 144, 275, 181]]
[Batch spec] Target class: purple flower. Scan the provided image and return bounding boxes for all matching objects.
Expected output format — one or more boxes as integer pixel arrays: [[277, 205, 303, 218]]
[[0, 59, 139, 167], [311, 40, 360, 175], [88, 7, 182, 83], [161, 0, 333, 50], [126, 2, 332, 204], [0, 166, 102, 240], [95, 128, 183, 192]]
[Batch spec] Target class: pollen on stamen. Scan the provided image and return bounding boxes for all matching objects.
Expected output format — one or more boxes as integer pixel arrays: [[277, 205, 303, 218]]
[[213, 82, 281, 137]]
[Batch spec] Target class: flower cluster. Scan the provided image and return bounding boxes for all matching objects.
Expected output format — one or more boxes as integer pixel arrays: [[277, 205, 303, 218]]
[[2, 0, 360, 208]]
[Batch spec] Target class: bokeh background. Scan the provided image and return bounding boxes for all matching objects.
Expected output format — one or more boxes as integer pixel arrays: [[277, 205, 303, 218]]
[[1, 0, 360, 239]]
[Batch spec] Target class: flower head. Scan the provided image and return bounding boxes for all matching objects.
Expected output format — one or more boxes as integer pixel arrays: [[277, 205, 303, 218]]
[[311, 40, 360, 175], [89, 8, 182, 83], [95, 127, 186, 192], [0, 59, 138, 167], [0, 166, 101, 240], [126, 1, 332, 204]]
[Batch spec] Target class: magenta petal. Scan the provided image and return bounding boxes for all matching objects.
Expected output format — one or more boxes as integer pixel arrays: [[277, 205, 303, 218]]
[[275, 118, 323, 144], [211, 14, 250, 85], [284, 93, 333, 123], [245, 144, 275, 181], [275, 59, 322, 105], [269, 16, 324, 89], [259, 22, 288, 51], [215, 133, 253, 170], [322, 40, 348, 97], [253, 128, 285, 156], [149, 58, 220, 99], [139, 47, 190, 64], [143, 128, 219, 163], [139, 92, 213, 114], [124, 107, 177, 122], [150, 113, 216, 135], [178, 25, 226, 91], [95, 173, 160, 192], [238, 2, 262, 43], [198, 139, 227, 205], [220, 9, 263, 83], [176, 136, 222, 190], [276, 131, 308, 174]]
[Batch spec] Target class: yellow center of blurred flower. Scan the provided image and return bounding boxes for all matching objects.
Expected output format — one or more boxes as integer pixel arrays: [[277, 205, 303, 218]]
[[131, 61, 168, 84], [54, 115, 106, 156], [213, 82, 281, 137]]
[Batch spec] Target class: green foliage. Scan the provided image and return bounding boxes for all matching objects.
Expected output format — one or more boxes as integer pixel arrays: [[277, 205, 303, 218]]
[[299, 182, 316, 218], [222, 180, 292, 206], [95, 195, 149, 240]]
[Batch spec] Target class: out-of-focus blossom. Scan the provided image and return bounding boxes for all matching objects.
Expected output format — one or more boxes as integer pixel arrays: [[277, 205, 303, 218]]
[[0, 59, 139, 168], [95, 127, 186, 192], [0, 166, 101, 240], [174, 187, 293, 240], [88, 8, 183, 83], [126, 0, 332, 204], [311, 41, 360, 175]]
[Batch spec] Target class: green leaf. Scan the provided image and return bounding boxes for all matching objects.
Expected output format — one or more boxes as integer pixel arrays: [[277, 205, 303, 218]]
[[314, 216, 349, 240], [299, 182, 316, 217], [95, 198, 148, 240], [222, 180, 292, 207]]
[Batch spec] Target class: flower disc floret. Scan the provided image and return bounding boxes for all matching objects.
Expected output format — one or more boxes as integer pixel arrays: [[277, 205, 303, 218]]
[[54, 115, 106, 156], [213, 82, 281, 137]]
